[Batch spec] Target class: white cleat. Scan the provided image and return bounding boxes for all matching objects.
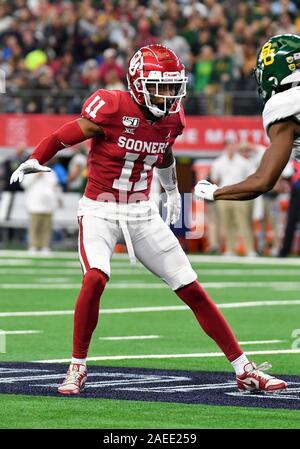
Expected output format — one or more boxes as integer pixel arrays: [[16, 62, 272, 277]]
[[58, 363, 87, 395], [236, 361, 287, 393]]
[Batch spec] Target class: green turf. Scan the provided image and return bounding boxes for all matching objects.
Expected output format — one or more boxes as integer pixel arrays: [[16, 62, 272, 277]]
[[0, 254, 300, 428], [0, 394, 299, 429]]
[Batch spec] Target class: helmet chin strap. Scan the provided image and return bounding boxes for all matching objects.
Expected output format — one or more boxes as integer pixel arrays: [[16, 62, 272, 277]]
[[147, 95, 175, 118], [138, 103, 165, 120], [145, 93, 166, 117], [150, 106, 166, 117], [130, 84, 179, 118]]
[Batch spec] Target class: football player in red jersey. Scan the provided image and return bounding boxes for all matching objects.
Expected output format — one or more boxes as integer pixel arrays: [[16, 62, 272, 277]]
[[11, 45, 287, 394]]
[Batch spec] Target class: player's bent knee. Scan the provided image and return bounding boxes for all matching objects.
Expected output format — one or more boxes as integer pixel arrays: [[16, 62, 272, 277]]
[[175, 280, 207, 302], [168, 267, 197, 291], [182, 280, 201, 291], [83, 268, 108, 288]]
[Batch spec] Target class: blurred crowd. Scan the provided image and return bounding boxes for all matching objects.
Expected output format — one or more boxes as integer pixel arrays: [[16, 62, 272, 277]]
[[202, 140, 300, 257], [1, 0, 300, 115]]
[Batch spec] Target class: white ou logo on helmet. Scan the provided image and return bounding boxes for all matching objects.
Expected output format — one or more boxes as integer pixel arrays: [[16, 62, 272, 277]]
[[129, 51, 143, 76]]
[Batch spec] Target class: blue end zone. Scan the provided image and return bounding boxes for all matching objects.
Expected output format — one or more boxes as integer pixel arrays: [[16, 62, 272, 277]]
[[0, 362, 299, 410]]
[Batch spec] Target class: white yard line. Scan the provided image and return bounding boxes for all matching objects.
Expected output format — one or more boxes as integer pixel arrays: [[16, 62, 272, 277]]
[[0, 262, 138, 268], [238, 339, 287, 345], [0, 284, 83, 289], [34, 348, 300, 363], [99, 335, 160, 341], [0, 269, 81, 275], [0, 250, 79, 258], [0, 259, 33, 266], [1, 299, 300, 318], [98, 337, 284, 344], [216, 300, 300, 308], [1, 268, 300, 276], [188, 255, 300, 265], [0, 281, 300, 289], [0, 260, 80, 267], [1, 250, 300, 265], [195, 269, 300, 276], [204, 282, 300, 289], [0, 268, 143, 275], [0, 330, 42, 335], [36, 278, 74, 283], [0, 310, 74, 317]]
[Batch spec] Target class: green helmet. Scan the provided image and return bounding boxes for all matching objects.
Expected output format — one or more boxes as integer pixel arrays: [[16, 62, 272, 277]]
[[254, 34, 300, 102]]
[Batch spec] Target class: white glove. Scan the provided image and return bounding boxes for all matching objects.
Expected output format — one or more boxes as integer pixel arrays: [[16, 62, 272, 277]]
[[10, 159, 51, 184], [164, 187, 181, 225], [194, 179, 218, 201]]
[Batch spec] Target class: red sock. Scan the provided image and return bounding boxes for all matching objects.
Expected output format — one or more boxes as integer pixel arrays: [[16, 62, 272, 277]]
[[175, 281, 243, 361], [72, 268, 107, 359]]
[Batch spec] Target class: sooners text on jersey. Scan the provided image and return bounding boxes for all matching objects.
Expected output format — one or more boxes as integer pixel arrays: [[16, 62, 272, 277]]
[[81, 89, 185, 202]]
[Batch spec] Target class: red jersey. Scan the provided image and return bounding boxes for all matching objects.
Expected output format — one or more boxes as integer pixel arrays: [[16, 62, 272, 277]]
[[81, 89, 185, 202]]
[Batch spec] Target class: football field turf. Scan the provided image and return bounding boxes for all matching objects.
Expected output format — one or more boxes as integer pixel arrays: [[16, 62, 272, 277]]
[[0, 251, 300, 429]]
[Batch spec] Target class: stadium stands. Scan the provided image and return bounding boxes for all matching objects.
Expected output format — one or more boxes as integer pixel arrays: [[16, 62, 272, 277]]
[[1, 0, 299, 115]]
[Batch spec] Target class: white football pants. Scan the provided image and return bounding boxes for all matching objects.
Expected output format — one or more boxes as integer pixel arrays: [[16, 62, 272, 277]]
[[78, 213, 197, 291]]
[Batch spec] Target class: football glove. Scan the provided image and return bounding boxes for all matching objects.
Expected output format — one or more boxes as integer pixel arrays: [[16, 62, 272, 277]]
[[10, 158, 51, 184], [164, 187, 181, 225], [194, 179, 218, 201]]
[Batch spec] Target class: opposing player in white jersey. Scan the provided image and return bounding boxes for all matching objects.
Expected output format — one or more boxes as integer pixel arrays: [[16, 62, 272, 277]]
[[195, 34, 300, 201], [10, 44, 287, 395]]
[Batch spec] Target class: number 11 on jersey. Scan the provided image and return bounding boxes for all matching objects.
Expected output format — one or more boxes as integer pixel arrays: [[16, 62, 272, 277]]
[[84, 95, 106, 119], [113, 152, 158, 191]]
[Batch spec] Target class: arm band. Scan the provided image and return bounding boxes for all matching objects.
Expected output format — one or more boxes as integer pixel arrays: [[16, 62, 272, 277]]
[[29, 120, 86, 165], [156, 161, 178, 191]]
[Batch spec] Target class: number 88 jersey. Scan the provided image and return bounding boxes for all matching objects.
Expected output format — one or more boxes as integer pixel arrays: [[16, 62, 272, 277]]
[[81, 89, 185, 203]]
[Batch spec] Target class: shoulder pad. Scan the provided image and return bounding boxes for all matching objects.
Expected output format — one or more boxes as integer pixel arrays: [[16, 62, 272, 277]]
[[263, 87, 300, 133], [81, 89, 121, 124]]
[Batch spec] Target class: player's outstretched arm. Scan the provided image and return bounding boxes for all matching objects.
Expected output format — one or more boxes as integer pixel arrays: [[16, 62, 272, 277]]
[[195, 120, 295, 201], [10, 118, 103, 184]]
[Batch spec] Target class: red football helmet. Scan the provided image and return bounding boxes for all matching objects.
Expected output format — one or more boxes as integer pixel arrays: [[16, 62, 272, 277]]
[[127, 44, 187, 118]]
